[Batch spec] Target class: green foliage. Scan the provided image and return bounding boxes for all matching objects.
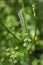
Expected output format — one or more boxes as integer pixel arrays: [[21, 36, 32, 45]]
[[0, 0, 43, 65]]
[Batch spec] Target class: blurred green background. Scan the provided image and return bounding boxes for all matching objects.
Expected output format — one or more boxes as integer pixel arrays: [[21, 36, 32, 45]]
[[0, 0, 43, 65]]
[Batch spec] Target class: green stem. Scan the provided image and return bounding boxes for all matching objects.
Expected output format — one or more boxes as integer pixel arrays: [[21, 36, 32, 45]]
[[21, 0, 24, 9], [0, 21, 21, 42], [21, 0, 28, 31]]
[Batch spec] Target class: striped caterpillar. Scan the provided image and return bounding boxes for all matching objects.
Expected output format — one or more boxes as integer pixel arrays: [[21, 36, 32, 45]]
[[18, 10, 25, 29]]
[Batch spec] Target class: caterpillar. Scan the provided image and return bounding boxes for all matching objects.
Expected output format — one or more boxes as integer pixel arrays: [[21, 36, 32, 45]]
[[18, 10, 25, 29]]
